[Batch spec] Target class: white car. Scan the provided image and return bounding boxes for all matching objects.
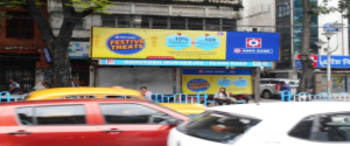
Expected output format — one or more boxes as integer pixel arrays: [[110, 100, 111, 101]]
[[168, 102, 350, 146]]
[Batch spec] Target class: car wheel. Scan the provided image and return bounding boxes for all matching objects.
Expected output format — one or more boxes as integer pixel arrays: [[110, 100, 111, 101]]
[[261, 90, 272, 99]]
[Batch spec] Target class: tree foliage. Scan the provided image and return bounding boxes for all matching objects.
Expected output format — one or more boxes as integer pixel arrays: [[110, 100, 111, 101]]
[[299, 0, 350, 92]]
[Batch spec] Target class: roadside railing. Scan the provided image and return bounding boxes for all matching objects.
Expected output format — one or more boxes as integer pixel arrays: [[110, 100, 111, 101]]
[[151, 92, 212, 105], [0, 91, 26, 103], [281, 91, 350, 102]]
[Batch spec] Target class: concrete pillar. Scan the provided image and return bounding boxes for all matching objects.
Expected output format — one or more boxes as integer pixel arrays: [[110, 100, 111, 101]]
[[253, 67, 261, 102]]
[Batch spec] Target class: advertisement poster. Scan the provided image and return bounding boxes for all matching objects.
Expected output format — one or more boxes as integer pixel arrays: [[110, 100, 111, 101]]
[[91, 27, 226, 60], [182, 69, 253, 95], [226, 32, 280, 61], [68, 41, 90, 59]]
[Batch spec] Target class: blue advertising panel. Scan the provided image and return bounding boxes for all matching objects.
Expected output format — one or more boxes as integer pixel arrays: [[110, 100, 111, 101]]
[[296, 55, 350, 69], [226, 32, 280, 61]]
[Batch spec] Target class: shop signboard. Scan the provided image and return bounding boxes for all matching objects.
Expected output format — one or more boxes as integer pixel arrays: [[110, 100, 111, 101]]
[[182, 69, 253, 95], [99, 59, 273, 67], [226, 32, 280, 61], [295, 55, 350, 69], [69, 41, 90, 59], [91, 27, 227, 60]]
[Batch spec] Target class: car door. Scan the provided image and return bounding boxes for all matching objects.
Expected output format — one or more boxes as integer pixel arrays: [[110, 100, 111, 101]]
[[96, 103, 179, 146], [6, 104, 101, 146]]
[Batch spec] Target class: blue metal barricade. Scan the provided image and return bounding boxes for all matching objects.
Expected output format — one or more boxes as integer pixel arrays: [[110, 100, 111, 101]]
[[281, 91, 350, 102], [0, 91, 11, 103]]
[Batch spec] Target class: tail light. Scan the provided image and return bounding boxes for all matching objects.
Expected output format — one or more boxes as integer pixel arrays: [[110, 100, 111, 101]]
[[275, 84, 280, 90]]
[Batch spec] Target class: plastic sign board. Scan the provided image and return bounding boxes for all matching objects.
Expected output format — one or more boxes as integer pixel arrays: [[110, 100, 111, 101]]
[[182, 69, 253, 94], [91, 27, 227, 60], [296, 55, 350, 69], [226, 32, 280, 61]]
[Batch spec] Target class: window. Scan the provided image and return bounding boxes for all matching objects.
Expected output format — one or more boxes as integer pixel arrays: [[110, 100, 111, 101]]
[[188, 18, 203, 30], [102, 14, 116, 27], [6, 12, 34, 39], [222, 19, 236, 31], [100, 104, 171, 124], [117, 15, 130, 28], [316, 113, 350, 141], [16, 105, 86, 125], [36, 105, 86, 125], [141, 16, 151, 28], [171, 17, 186, 30], [177, 111, 261, 144], [74, 19, 84, 30], [289, 113, 350, 142], [17, 107, 34, 125], [206, 18, 220, 31], [152, 16, 168, 29], [289, 116, 315, 140]]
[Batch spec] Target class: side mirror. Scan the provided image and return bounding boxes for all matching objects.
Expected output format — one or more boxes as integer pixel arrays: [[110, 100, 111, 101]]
[[166, 118, 181, 126]]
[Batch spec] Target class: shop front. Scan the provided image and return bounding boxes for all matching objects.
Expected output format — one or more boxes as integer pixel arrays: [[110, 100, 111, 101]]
[[91, 27, 280, 97], [313, 56, 350, 93]]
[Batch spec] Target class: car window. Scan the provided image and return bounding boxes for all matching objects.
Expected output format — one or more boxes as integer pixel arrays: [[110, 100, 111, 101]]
[[289, 116, 315, 140], [100, 103, 172, 124], [260, 81, 269, 84], [177, 111, 261, 144], [16, 105, 86, 125], [316, 113, 350, 141], [17, 107, 34, 125], [289, 113, 350, 142], [36, 105, 86, 125]]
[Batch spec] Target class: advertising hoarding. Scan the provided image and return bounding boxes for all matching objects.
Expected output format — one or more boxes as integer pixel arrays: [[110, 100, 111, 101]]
[[182, 69, 253, 95], [92, 27, 227, 60]]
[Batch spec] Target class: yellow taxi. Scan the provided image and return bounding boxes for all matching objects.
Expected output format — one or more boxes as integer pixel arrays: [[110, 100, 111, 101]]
[[26, 87, 206, 116]]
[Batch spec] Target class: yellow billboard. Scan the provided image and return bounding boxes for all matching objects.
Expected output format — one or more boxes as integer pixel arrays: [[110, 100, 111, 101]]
[[182, 69, 253, 95], [91, 27, 226, 60]]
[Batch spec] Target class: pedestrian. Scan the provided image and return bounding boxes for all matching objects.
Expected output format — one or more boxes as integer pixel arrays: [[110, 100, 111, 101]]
[[280, 82, 291, 92], [71, 79, 79, 87], [140, 86, 152, 101], [214, 87, 231, 105], [8, 79, 21, 94]]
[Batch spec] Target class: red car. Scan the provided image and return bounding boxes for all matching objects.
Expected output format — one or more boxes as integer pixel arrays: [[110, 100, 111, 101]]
[[0, 99, 188, 146]]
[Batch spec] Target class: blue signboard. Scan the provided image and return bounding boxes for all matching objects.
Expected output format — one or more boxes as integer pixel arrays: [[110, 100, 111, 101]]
[[226, 32, 280, 61], [296, 55, 350, 69], [99, 59, 273, 67], [183, 69, 252, 75]]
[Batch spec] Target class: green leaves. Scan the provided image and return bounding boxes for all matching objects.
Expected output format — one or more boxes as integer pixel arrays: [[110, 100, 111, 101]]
[[0, 0, 26, 7], [68, 0, 111, 13]]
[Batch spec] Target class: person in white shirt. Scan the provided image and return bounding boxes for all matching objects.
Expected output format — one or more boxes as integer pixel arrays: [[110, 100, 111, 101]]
[[214, 87, 231, 105], [140, 86, 152, 101]]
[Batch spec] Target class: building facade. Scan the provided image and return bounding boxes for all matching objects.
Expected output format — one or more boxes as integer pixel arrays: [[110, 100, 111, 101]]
[[47, 0, 244, 93], [238, 0, 276, 33], [0, 6, 48, 92]]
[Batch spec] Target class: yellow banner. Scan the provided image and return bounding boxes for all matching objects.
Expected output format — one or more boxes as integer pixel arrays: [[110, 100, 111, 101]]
[[182, 75, 253, 95], [91, 27, 226, 60]]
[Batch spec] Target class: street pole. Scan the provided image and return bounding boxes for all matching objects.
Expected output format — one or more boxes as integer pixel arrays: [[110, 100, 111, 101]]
[[327, 41, 331, 96]]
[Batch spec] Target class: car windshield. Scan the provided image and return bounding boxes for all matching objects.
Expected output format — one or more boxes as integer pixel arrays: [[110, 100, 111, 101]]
[[177, 111, 261, 144]]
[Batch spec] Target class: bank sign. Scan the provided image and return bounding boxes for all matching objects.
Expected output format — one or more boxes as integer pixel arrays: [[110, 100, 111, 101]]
[[226, 32, 280, 61], [296, 55, 350, 68], [91, 27, 280, 61]]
